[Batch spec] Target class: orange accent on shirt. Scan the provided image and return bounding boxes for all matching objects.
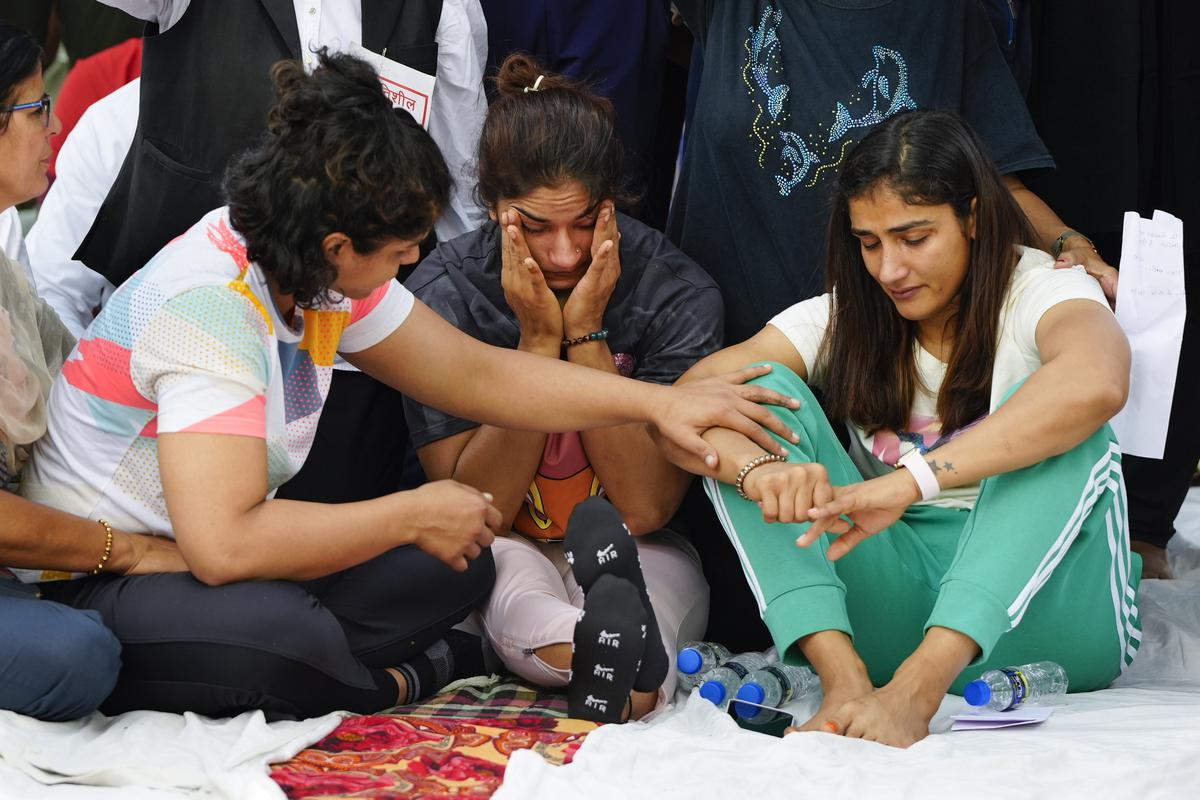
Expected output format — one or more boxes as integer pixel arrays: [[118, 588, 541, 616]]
[[513, 432, 604, 540]]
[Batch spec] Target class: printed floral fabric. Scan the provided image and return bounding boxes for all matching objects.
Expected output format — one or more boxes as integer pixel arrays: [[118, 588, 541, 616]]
[[270, 680, 597, 799]]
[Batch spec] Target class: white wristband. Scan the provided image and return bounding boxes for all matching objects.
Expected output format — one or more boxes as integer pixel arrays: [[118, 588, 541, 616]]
[[898, 449, 941, 502]]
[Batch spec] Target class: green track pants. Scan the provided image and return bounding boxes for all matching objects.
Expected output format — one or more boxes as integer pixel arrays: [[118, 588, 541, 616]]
[[704, 364, 1142, 693]]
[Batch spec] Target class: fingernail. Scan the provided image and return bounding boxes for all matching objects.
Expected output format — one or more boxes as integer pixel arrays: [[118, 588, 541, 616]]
[[791, 433, 800, 442], [790, 398, 801, 408], [823, 721, 838, 733]]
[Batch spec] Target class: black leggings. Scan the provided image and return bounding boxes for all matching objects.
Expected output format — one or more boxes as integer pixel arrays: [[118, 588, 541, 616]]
[[41, 545, 495, 721]]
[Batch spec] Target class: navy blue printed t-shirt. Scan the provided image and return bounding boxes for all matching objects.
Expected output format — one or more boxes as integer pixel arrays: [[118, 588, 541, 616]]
[[402, 213, 723, 539], [668, 0, 1054, 344]]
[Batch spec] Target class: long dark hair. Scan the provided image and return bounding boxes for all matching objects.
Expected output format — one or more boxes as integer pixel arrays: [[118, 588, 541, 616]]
[[225, 51, 450, 306], [0, 23, 42, 135], [820, 109, 1037, 435], [476, 53, 633, 208]]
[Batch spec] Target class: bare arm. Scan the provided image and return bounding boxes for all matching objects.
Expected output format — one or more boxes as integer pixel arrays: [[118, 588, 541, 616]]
[[897, 299, 1127, 490], [415, 332, 556, 533], [806, 299, 1130, 557], [158, 431, 499, 585], [1004, 174, 1119, 302], [344, 301, 797, 468], [568, 337, 693, 534], [667, 324, 810, 481], [418, 426, 546, 534], [0, 491, 185, 575]]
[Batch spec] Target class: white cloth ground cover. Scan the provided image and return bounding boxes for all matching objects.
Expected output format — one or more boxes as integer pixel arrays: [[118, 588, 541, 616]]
[[2, 494, 1197, 799], [497, 490, 1200, 799], [0, 710, 343, 799]]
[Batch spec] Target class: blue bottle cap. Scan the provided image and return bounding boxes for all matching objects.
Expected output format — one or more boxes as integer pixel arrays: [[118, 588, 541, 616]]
[[677, 648, 703, 675], [733, 683, 767, 719], [737, 682, 767, 706], [963, 679, 991, 707], [698, 680, 727, 705]]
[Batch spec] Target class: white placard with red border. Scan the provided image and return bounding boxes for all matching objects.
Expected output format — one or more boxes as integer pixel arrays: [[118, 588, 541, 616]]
[[349, 42, 436, 129]]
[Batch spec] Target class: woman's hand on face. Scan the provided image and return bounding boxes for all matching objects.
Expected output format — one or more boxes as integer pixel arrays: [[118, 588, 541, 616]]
[[650, 364, 802, 471], [405, 480, 501, 572], [500, 210, 563, 350], [800, 469, 922, 560], [562, 201, 621, 337], [110, 530, 189, 575]]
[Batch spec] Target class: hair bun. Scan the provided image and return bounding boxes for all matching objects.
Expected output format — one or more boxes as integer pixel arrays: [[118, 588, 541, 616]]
[[493, 53, 569, 99]]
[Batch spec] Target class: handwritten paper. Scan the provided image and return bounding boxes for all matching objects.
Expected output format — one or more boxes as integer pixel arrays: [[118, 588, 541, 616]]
[[349, 43, 436, 129], [1109, 210, 1186, 460], [950, 706, 1054, 731]]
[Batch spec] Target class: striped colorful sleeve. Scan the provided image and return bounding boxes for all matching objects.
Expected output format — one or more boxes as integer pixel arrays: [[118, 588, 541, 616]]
[[130, 286, 272, 437]]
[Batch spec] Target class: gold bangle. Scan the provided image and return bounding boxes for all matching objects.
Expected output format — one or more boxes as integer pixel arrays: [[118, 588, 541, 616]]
[[734, 453, 787, 501], [91, 518, 114, 575]]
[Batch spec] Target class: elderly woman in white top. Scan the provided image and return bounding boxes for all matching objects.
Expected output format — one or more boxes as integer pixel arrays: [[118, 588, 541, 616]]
[[0, 22, 184, 721]]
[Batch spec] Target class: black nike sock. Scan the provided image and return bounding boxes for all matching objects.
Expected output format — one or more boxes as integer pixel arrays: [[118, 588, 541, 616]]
[[564, 497, 669, 693], [394, 630, 487, 705], [568, 574, 646, 723]]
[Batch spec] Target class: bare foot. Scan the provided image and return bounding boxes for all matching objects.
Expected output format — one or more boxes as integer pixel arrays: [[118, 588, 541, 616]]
[[783, 630, 875, 735], [819, 682, 942, 748], [787, 670, 874, 734], [1131, 540, 1173, 579]]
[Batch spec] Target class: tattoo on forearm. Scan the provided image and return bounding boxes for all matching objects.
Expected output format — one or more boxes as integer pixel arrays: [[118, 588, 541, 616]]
[[926, 459, 956, 475]]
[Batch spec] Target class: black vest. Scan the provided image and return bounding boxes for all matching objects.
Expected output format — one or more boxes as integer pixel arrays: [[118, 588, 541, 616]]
[[75, 0, 443, 287]]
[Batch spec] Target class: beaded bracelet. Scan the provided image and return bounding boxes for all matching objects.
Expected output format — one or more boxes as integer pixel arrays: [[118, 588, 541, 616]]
[[734, 453, 788, 501], [91, 518, 114, 575], [563, 327, 609, 348]]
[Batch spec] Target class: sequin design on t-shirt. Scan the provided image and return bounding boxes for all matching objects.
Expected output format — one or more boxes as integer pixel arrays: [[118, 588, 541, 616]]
[[742, 5, 918, 196]]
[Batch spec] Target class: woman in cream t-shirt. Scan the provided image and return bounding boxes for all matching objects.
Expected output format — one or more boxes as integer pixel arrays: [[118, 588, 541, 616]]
[[672, 109, 1140, 749]]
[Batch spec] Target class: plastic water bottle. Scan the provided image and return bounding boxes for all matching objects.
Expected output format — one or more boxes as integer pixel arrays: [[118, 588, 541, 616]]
[[697, 652, 770, 706], [733, 664, 820, 720], [963, 661, 1068, 711], [677, 641, 732, 691]]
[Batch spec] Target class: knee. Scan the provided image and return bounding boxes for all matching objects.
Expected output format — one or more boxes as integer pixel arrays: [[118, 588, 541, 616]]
[[3, 604, 121, 721], [748, 361, 810, 393]]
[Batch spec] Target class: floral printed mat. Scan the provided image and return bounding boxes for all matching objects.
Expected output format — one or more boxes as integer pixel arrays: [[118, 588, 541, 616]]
[[270, 679, 598, 799]]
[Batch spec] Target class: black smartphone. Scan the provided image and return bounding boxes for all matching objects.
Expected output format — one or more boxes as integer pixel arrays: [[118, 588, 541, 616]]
[[728, 698, 795, 738]]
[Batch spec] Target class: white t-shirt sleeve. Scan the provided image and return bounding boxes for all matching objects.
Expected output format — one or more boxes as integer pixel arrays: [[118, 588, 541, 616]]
[[766, 293, 833, 383], [99, 0, 189, 29], [338, 280, 416, 354], [131, 286, 272, 437], [1010, 264, 1110, 357], [27, 80, 137, 338], [427, 0, 489, 240]]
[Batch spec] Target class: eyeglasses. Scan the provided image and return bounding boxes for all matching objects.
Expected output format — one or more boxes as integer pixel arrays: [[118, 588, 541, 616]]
[[0, 93, 52, 127]]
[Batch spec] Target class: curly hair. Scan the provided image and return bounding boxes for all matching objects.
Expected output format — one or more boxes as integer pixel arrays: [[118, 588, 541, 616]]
[[225, 51, 450, 306], [476, 53, 633, 209], [0, 23, 43, 135]]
